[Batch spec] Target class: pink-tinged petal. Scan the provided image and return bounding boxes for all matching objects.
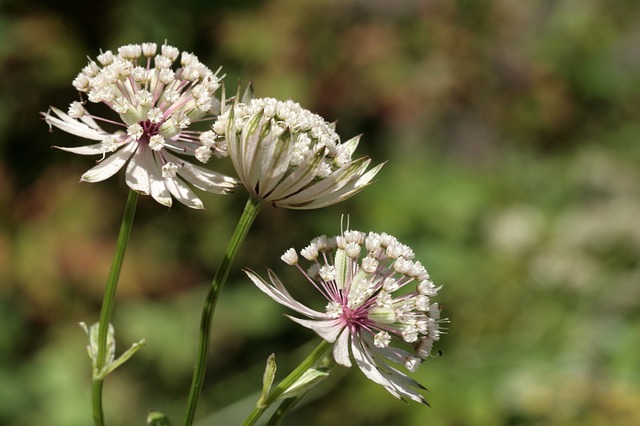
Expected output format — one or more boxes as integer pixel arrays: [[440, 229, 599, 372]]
[[125, 147, 151, 195], [352, 337, 427, 404], [245, 227, 442, 405], [55, 142, 109, 155], [287, 316, 345, 343], [164, 175, 204, 209], [245, 269, 326, 319], [163, 151, 238, 194], [44, 43, 233, 208], [332, 327, 352, 367], [81, 142, 136, 183], [43, 107, 106, 141]]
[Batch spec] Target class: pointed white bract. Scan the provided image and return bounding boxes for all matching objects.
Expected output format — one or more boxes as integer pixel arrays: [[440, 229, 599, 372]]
[[212, 96, 383, 209], [79, 322, 145, 380], [246, 229, 447, 404], [43, 42, 239, 208]]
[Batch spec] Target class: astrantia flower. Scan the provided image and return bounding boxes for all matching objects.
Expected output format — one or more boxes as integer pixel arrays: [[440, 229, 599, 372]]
[[246, 230, 447, 404], [211, 94, 383, 209], [43, 42, 239, 208]]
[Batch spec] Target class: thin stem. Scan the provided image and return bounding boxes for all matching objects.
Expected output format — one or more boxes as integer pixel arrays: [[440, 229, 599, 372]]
[[266, 396, 305, 426], [183, 197, 263, 426], [92, 190, 139, 426], [92, 379, 105, 426], [242, 340, 332, 426]]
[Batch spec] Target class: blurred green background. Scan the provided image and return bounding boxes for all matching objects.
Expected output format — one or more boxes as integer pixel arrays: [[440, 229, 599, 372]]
[[2, 0, 640, 425]]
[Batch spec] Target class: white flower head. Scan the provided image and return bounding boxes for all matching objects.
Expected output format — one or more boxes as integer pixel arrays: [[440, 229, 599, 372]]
[[42, 42, 239, 209], [246, 228, 447, 404], [211, 86, 384, 209]]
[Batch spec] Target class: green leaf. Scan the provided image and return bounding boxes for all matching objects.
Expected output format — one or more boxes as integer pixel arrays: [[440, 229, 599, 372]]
[[259, 354, 277, 407], [147, 411, 171, 426], [278, 367, 330, 400]]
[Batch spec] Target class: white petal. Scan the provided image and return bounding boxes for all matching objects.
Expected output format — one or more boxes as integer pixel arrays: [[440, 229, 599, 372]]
[[225, 108, 253, 189], [342, 134, 361, 156], [225, 106, 243, 174], [304, 162, 384, 209], [370, 341, 416, 366], [125, 147, 151, 195], [280, 158, 367, 204], [284, 159, 383, 210], [148, 152, 172, 207], [55, 142, 109, 155], [81, 142, 136, 183], [265, 148, 324, 201], [352, 336, 427, 404], [164, 140, 202, 156], [287, 316, 345, 343], [164, 175, 204, 209], [239, 112, 265, 188], [245, 269, 326, 319], [255, 129, 295, 196], [334, 248, 347, 291], [44, 107, 107, 141], [79, 114, 104, 131], [351, 338, 400, 397], [332, 327, 352, 367], [163, 151, 238, 194]]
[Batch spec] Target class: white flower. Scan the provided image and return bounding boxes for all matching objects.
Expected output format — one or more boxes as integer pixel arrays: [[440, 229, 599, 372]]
[[212, 91, 383, 209], [43, 42, 239, 209], [246, 229, 447, 404]]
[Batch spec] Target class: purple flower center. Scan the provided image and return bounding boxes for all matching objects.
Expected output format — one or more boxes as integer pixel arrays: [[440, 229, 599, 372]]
[[140, 120, 159, 143], [340, 304, 371, 332]]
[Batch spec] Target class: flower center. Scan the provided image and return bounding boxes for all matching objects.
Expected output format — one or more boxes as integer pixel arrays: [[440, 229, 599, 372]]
[[127, 114, 183, 152], [141, 120, 160, 142], [340, 304, 369, 329]]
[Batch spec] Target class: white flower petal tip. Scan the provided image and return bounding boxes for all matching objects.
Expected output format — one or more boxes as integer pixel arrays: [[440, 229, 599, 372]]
[[249, 227, 448, 404], [43, 42, 236, 208], [212, 95, 383, 209]]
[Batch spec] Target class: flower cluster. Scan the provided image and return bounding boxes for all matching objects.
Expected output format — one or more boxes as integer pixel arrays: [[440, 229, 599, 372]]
[[246, 229, 446, 404], [43, 42, 238, 208], [211, 96, 383, 209]]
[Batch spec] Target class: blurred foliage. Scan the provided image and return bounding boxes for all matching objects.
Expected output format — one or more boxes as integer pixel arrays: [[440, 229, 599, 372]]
[[2, 0, 640, 425]]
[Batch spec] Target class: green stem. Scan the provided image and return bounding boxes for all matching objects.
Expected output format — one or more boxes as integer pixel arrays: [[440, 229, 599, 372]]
[[183, 197, 263, 426], [93, 190, 139, 426], [92, 378, 105, 426], [265, 396, 304, 426], [242, 340, 332, 426]]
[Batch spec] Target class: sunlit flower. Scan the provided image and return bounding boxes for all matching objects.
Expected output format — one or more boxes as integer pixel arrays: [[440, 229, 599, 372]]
[[211, 93, 383, 209], [43, 42, 239, 208], [246, 229, 447, 404]]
